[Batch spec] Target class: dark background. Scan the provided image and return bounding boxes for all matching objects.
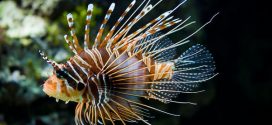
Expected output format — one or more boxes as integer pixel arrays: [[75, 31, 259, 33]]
[[193, 0, 271, 124], [0, 0, 271, 125]]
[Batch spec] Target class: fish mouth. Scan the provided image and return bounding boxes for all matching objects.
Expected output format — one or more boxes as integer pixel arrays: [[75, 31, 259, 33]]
[[43, 82, 77, 102], [43, 86, 69, 101], [42, 83, 56, 97]]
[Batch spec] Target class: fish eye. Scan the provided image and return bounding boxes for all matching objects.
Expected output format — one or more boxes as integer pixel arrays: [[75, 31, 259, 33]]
[[55, 70, 62, 78], [77, 82, 85, 91], [56, 69, 69, 79]]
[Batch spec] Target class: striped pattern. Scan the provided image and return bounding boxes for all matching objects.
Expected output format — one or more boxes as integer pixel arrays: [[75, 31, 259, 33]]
[[93, 3, 115, 48], [66, 13, 82, 52], [41, 1, 218, 125], [84, 4, 93, 49], [111, 5, 153, 46], [100, 0, 136, 48]]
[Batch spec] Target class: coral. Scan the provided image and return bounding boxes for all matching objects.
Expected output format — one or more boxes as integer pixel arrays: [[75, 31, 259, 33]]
[[0, 1, 47, 38], [22, 0, 60, 16]]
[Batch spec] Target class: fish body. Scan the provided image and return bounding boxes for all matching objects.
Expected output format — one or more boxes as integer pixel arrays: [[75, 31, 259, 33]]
[[40, 0, 217, 124]]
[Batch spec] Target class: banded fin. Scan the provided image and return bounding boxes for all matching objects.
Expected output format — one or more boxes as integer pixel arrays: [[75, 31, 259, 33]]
[[111, 4, 154, 45], [117, 11, 172, 48], [100, 0, 137, 48], [173, 44, 216, 83], [66, 13, 83, 53], [93, 3, 115, 48], [150, 80, 180, 101], [150, 44, 216, 101], [84, 4, 93, 49], [122, 18, 181, 51], [133, 32, 176, 62], [150, 79, 202, 102]]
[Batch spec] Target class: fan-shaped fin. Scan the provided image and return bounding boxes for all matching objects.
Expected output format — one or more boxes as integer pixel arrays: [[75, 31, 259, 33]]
[[133, 32, 176, 62], [173, 44, 216, 82], [150, 44, 216, 101]]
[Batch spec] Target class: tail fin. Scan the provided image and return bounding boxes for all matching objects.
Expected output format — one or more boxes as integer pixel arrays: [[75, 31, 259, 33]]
[[150, 44, 217, 102], [173, 44, 216, 84]]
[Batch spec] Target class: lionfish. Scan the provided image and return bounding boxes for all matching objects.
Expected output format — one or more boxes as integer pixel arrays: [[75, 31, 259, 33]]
[[40, 0, 218, 124]]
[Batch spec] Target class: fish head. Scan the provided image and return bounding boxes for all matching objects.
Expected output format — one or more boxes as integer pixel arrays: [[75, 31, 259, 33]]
[[43, 68, 85, 103]]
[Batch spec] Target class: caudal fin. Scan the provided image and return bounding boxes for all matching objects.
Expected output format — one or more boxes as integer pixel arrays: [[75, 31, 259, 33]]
[[150, 44, 217, 102], [173, 44, 216, 85]]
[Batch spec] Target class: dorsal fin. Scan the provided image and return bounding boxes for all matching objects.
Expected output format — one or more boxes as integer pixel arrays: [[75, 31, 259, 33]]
[[84, 4, 94, 49], [66, 13, 83, 53], [93, 3, 115, 48], [99, 0, 136, 48], [111, 5, 154, 45]]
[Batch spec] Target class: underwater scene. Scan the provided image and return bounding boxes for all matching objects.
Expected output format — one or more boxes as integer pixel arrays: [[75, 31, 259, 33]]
[[0, 0, 270, 125]]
